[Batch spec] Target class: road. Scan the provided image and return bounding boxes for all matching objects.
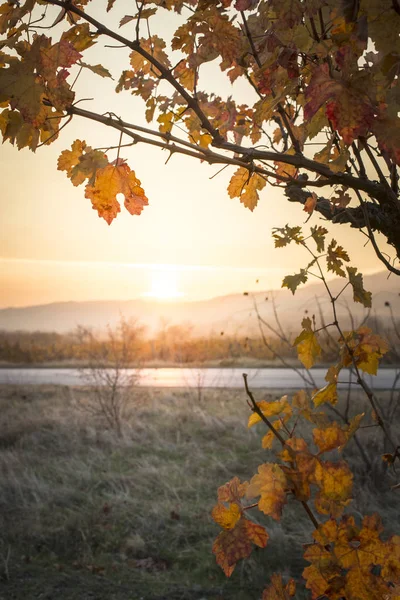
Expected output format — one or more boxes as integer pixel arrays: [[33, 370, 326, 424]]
[[0, 367, 399, 389]]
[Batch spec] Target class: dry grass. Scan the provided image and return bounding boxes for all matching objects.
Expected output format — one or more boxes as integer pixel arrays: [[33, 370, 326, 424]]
[[0, 384, 398, 600]]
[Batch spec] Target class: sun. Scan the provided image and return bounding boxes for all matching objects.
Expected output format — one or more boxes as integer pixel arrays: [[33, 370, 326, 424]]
[[144, 269, 184, 300]]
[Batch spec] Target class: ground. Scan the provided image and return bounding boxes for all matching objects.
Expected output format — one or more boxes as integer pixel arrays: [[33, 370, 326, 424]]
[[0, 384, 398, 599]]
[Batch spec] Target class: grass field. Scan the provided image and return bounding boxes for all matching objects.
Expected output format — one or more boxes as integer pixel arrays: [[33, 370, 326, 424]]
[[0, 384, 398, 599]]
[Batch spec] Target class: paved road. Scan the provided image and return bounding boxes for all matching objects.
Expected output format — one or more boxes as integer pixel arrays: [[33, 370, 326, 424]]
[[0, 367, 399, 389]]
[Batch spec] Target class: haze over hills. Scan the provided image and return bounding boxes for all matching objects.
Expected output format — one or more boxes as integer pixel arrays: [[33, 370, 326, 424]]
[[0, 271, 399, 336]]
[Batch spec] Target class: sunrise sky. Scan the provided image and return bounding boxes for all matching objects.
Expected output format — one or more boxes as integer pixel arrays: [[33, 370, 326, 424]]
[[0, 4, 387, 309]]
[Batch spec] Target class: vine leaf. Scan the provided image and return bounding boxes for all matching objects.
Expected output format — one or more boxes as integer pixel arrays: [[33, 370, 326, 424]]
[[294, 317, 321, 369], [79, 61, 112, 78], [312, 414, 364, 453], [313, 421, 348, 454], [314, 460, 353, 517], [310, 225, 328, 253], [217, 476, 248, 503], [212, 517, 268, 577], [211, 503, 241, 530], [248, 396, 291, 427], [303, 515, 399, 599], [312, 383, 338, 407], [340, 327, 389, 375], [57, 139, 108, 186], [228, 167, 267, 211], [304, 192, 317, 214], [326, 239, 350, 277], [262, 573, 296, 599], [282, 269, 308, 294], [85, 162, 148, 225], [346, 266, 372, 307], [272, 226, 304, 247], [246, 463, 287, 520]]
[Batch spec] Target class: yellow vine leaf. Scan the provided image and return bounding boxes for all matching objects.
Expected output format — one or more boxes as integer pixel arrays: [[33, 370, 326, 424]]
[[212, 517, 268, 577], [340, 327, 389, 375], [211, 503, 241, 530], [58, 139, 109, 186], [274, 148, 298, 180], [304, 515, 399, 599], [157, 112, 173, 133], [313, 421, 348, 454], [262, 573, 296, 599], [228, 167, 266, 211], [61, 24, 98, 52], [294, 317, 321, 369], [279, 438, 316, 501], [345, 413, 365, 443], [247, 463, 287, 520], [248, 396, 291, 427], [217, 476, 248, 503], [262, 420, 285, 449], [85, 162, 148, 225], [312, 383, 338, 407], [314, 460, 353, 517], [313, 413, 364, 454]]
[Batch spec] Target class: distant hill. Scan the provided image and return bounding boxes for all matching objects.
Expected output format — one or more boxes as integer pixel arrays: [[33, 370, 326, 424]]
[[0, 271, 398, 335]]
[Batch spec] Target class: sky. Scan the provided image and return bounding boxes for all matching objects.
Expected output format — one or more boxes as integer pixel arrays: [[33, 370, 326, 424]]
[[0, 3, 387, 308]]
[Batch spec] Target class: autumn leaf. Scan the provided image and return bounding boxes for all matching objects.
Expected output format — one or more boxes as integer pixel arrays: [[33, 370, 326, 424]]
[[312, 383, 338, 407], [304, 515, 399, 599], [314, 460, 353, 517], [310, 225, 328, 252], [346, 266, 372, 308], [157, 112, 173, 134], [211, 502, 241, 530], [326, 239, 350, 277], [304, 192, 317, 214], [85, 163, 148, 224], [217, 476, 248, 503], [228, 167, 266, 210], [274, 148, 298, 180], [340, 327, 389, 375], [247, 463, 287, 520], [212, 517, 268, 577], [248, 396, 291, 427], [294, 317, 321, 369], [261, 420, 284, 450], [272, 225, 303, 247], [313, 421, 348, 454], [130, 35, 171, 76], [282, 269, 308, 294], [305, 63, 374, 144], [262, 573, 296, 600], [57, 140, 108, 186], [279, 438, 316, 502], [80, 61, 112, 78], [61, 24, 97, 52], [331, 188, 351, 209]]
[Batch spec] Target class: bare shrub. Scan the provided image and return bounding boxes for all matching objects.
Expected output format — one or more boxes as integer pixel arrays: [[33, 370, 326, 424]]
[[75, 318, 144, 437]]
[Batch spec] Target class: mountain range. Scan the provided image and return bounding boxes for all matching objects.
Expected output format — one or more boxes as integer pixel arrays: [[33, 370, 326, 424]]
[[0, 271, 398, 336]]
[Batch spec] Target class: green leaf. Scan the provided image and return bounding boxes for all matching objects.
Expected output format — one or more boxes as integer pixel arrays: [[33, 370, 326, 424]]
[[80, 61, 112, 78], [326, 239, 349, 277], [282, 269, 308, 294], [310, 225, 328, 253], [272, 225, 303, 248], [346, 267, 372, 308]]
